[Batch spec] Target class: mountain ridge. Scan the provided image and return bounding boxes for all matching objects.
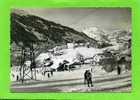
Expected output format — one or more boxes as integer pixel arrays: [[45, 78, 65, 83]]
[[11, 10, 98, 49]]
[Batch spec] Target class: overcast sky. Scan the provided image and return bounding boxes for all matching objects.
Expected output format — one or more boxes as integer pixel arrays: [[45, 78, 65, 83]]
[[19, 8, 131, 32]]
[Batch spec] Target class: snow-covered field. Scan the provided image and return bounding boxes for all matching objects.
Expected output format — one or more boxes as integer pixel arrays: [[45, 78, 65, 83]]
[[11, 64, 131, 92], [10, 46, 131, 92], [11, 47, 105, 81]]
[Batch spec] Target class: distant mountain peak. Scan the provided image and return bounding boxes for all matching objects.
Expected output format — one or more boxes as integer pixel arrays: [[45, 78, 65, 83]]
[[82, 26, 109, 43], [83, 27, 98, 33]]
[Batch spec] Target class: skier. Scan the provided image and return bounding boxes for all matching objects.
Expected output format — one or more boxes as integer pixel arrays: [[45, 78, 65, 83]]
[[84, 70, 93, 87], [84, 70, 88, 84], [86, 70, 93, 87]]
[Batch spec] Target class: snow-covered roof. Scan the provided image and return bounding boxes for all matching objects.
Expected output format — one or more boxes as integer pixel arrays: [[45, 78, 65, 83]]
[[36, 47, 103, 69]]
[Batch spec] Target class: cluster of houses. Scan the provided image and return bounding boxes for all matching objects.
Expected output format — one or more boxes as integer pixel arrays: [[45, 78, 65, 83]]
[[11, 38, 131, 82], [48, 42, 98, 54]]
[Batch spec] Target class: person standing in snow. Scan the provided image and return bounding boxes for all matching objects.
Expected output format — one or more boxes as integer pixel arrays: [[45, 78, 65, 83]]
[[48, 73, 50, 78], [84, 70, 88, 84], [117, 56, 125, 75], [117, 65, 121, 75], [16, 75, 19, 81], [51, 70, 53, 76], [86, 70, 93, 87], [84, 70, 93, 87]]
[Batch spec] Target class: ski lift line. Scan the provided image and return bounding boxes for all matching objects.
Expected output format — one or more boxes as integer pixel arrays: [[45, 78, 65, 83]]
[[18, 42, 38, 84], [11, 40, 50, 83], [11, 42, 49, 59]]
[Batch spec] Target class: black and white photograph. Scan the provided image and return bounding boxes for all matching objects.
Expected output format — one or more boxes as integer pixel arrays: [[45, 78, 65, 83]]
[[10, 8, 131, 92]]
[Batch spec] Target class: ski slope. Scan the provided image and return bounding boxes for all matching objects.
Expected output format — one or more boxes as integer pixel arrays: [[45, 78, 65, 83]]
[[11, 65, 131, 92]]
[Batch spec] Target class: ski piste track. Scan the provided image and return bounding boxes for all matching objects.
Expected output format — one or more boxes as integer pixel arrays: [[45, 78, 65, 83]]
[[11, 70, 131, 92]]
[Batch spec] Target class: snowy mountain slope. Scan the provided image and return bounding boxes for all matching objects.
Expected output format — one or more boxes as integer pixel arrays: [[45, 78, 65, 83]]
[[108, 29, 131, 45], [11, 10, 97, 48], [83, 27, 110, 43], [83, 27, 131, 46]]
